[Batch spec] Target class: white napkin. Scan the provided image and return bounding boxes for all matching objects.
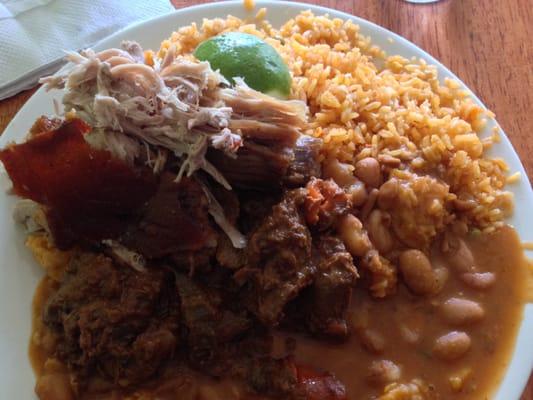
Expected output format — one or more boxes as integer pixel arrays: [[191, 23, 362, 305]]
[[0, 0, 174, 100]]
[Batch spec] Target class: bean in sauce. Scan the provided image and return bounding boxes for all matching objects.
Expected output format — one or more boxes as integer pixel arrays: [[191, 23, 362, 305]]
[[272, 226, 529, 399], [29, 226, 530, 399]]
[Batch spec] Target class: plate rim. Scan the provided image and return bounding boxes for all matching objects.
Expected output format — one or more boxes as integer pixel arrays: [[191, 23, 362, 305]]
[[1, 1, 532, 399]]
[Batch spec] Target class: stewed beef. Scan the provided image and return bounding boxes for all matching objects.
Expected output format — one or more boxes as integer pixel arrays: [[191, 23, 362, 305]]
[[216, 234, 246, 270], [174, 272, 250, 369], [238, 191, 282, 234], [305, 236, 358, 339], [241, 188, 315, 326], [44, 253, 180, 385], [121, 172, 217, 260]]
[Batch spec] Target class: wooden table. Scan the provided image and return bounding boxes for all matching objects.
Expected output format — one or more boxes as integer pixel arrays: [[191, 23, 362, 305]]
[[0, 0, 531, 398]]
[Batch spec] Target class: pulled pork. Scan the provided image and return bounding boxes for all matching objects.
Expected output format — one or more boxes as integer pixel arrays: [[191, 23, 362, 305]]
[[30, 41, 315, 250], [39, 43, 307, 192]]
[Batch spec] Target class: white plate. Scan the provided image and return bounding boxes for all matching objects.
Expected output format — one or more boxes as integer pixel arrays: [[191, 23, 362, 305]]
[[0, 1, 532, 399]]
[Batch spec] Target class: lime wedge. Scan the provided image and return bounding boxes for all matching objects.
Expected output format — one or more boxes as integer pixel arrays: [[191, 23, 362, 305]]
[[194, 32, 291, 98]]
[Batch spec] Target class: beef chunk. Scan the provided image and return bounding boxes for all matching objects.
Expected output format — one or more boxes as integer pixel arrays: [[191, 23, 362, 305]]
[[284, 135, 322, 188], [246, 357, 300, 398], [306, 236, 358, 339], [238, 191, 282, 234], [121, 173, 217, 259], [201, 333, 303, 399], [242, 189, 314, 326], [223, 347, 347, 400], [216, 234, 246, 270], [174, 273, 250, 369], [174, 272, 219, 367], [44, 253, 180, 385]]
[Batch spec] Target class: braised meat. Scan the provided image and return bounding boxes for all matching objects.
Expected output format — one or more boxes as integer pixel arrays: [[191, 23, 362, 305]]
[[174, 272, 250, 369], [242, 188, 315, 326], [284, 135, 323, 188], [44, 253, 180, 385], [306, 236, 358, 339], [236, 351, 347, 400], [195, 333, 347, 400], [207, 134, 322, 192], [245, 356, 300, 398], [207, 141, 295, 191], [243, 358, 347, 400], [216, 234, 246, 270], [121, 172, 217, 260], [238, 191, 282, 234]]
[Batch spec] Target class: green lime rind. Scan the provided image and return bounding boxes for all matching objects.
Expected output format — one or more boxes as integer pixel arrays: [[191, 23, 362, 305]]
[[194, 32, 291, 98]]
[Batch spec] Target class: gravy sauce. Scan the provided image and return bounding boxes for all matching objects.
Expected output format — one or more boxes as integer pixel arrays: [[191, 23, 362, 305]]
[[281, 226, 529, 399], [30, 226, 530, 399]]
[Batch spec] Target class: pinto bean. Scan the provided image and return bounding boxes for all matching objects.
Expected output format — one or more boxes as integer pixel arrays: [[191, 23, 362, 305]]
[[38, 329, 57, 354], [377, 178, 399, 210], [323, 159, 368, 206], [323, 158, 357, 187], [399, 323, 421, 344], [399, 249, 438, 295], [359, 328, 386, 354], [366, 360, 401, 385], [433, 331, 471, 361], [441, 298, 485, 325], [338, 214, 372, 257], [35, 373, 74, 400], [444, 237, 476, 272], [346, 181, 368, 207], [460, 272, 496, 290], [451, 221, 469, 236], [433, 267, 449, 293], [448, 367, 473, 392], [355, 157, 381, 188], [366, 209, 395, 254], [360, 188, 379, 221], [42, 357, 68, 374]]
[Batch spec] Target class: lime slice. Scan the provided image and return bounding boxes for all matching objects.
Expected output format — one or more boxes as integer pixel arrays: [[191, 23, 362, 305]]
[[194, 32, 291, 98]]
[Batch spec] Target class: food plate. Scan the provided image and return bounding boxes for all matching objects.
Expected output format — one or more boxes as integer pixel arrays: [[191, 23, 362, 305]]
[[0, 1, 532, 399]]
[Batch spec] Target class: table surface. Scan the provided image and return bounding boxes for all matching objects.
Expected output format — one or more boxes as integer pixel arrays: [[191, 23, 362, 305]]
[[0, 0, 531, 398]]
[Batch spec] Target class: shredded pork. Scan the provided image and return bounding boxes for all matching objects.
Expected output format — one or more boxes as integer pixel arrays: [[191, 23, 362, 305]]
[[40, 42, 306, 184], [39, 41, 308, 248]]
